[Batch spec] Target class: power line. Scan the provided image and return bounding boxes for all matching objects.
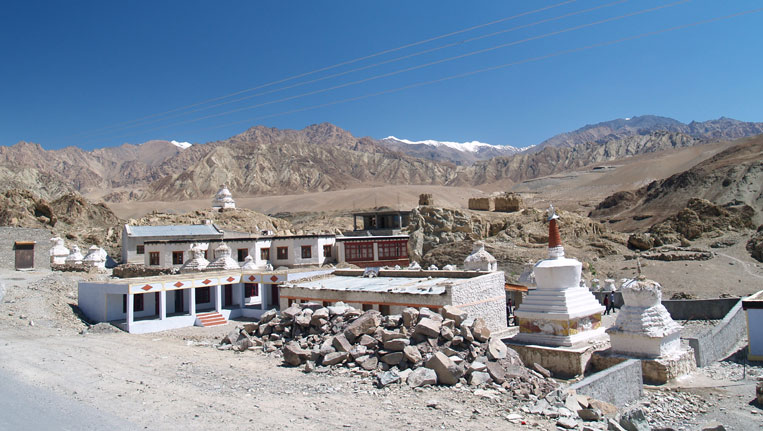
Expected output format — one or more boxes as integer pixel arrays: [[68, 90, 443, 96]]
[[71, 0, 578, 138], [86, 0, 691, 144], [90, 0, 630, 136], [190, 7, 763, 134]]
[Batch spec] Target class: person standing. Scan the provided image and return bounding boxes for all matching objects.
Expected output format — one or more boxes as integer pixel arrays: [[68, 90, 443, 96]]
[[609, 290, 616, 314], [603, 292, 610, 315]]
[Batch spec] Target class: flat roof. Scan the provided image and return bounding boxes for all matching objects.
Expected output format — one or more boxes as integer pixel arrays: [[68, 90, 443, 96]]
[[285, 275, 451, 295], [127, 224, 222, 237]]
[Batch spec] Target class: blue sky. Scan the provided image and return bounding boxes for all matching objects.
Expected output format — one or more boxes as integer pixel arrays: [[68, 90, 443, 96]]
[[1, 0, 761, 150]]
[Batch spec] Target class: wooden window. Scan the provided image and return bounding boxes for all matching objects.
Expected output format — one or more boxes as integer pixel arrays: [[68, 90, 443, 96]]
[[123, 294, 144, 313], [136, 245, 144, 255], [276, 246, 288, 260], [237, 248, 248, 262], [260, 248, 270, 260], [172, 251, 184, 265], [301, 245, 312, 259], [149, 252, 160, 266], [345, 242, 374, 262], [323, 244, 332, 258], [378, 240, 408, 259], [195, 287, 211, 304], [244, 283, 259, 297]]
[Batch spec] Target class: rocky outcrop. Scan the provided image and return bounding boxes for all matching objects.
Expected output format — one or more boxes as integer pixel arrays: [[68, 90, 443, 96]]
[[648, 198, 755, 245], [747, 226, 763, 262]]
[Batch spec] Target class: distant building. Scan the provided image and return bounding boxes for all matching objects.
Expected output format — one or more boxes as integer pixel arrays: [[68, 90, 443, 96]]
[[121, 222, 224, 264], [336, 208, 411, 268]]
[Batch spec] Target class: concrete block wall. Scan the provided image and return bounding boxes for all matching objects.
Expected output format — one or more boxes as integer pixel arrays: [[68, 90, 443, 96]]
[[570, 359, 643, 408], [685, 300, 747, 367], [661, 298, 740, 320], [0, 227, 53, 270], [450, 271, 507, 333]]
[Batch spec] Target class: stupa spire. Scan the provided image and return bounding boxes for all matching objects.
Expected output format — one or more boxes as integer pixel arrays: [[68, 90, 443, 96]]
[[547, 204, 564, 258]]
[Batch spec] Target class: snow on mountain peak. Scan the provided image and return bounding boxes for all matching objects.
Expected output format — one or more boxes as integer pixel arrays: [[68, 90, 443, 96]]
[[170, 140, 192, 150], [384, 136, 511, 153]]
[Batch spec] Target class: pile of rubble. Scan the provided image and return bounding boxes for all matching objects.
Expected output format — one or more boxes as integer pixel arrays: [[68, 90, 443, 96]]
[[220, 303, 557, 397]]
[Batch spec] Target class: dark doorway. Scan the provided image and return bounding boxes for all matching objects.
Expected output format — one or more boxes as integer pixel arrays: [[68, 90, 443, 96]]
[[14, 242, 35, 270], [155, 292, 160, 316], [270, 285, 279, 308], [174, 290, 184, 313], [224, 285, 232, 307]]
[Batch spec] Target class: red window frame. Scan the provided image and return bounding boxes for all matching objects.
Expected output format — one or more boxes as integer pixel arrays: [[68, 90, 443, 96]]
[[378, 240, 408, 259], [244, 283, 259, 297], [301, 245, 312, 259], [276, 246, 288, 260], [345, 242, 374, 262], [323, 244, 332, 258]]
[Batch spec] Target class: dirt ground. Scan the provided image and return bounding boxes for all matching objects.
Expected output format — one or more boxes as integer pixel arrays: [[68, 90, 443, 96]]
[[1, 268, 762, 430]]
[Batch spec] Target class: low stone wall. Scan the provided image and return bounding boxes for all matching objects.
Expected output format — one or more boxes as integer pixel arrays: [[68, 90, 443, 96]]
[[661, 298, 740, 320], [505, 342, 602, 379], [468, 197, 494, 211], [684, 300, 747, 367], [570, 359, 643, 408]]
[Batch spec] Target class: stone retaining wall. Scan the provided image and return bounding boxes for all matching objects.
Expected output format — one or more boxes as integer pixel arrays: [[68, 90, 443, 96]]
[[569, 359, 643, 408], [684, 300, 747, 367], [661, 298, 740, 320]]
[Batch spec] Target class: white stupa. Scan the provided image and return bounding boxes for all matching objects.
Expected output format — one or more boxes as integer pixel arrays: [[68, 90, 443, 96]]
[[512, 205, 606, 347], [83, 245, 107, 269], [179, 243, 209, 272], [212, 184, 236, 210], [206, 243, 240, 270], [607, 278, 683, 358], [50, 237, 69, 265], [463, 241, 497, 272], [241, 255, 258, 270], [65, 245, 84, 265]]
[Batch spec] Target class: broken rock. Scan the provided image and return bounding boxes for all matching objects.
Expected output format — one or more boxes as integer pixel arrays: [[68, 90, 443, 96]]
[[283, 341, 310, 366], [407, 367, 437, 387], [402, 307, 420, 327], [414, 318, 442, 339], [471, 318, 491, 342], [343, 310, 381, 342], [403, 345, 423, 365], [425, 351, 463, 385], [468, 371, 492, 386], [322, 351, 348, 366], [442, 305, 467, 326], [377, 370, 400, 388], [487, 337, 508, 360], [356, 355, 378, 371]]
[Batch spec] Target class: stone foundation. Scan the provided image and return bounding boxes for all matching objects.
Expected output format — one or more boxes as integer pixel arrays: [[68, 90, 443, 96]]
[[505, 340, 608, 378], [591, 348, 696, 385]]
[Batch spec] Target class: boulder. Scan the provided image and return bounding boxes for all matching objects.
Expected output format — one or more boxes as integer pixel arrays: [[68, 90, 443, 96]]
[[425, 351, 463, 385], [487, 337, 508, 360], [322, 351, 348, 366], [402, 307, 420, 327], [358, 334, 378, 349], [471, 318, 490, 342], [348, 344, 368, 360], [627, 233, 654, 251], [384, 314, 403, 328], [377, 370, 400, 387], [556, 417, 578, 429], [419, 308, 443, 322], [381, 329, 406, 342], [295, 313, 312, 327], [440, 326, 454, 341], [442, 305, 467, 326], [242, 322, 258, 334], [407, 367, 437, 387], [304, 360, 315, 373], [468, 371, 492, 386], [619, 408, 649, 431], [485, 362, 505, 384], [578, 408, 602, 421], [283, 341, 310, 366], [356, 355, 379, 371], [343, 310, 381, 342], [234, 333, 253, 351], [414, 318, 442, 339], [383, 338, 410, 352], [260, 309, 277, 324], [381, 352, 404, 365], [281, 305, 302, 319], [467, 361, 487, 374], [310, 307, 330, 325], [533, 362, 552, 378], [403, 345, 423, 365], [332, 334, 353, 353], [700, 422, 727, 431]]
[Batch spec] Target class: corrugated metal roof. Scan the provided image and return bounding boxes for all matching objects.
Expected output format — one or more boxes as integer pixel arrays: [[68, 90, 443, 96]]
[[127, 224, 222, 237]]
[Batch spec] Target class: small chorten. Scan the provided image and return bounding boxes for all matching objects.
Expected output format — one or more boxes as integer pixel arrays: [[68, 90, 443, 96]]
[[512, 205, 606, 347], [212, 184, 236, 210], [50, 237, 69, 265], [65, 245, 84, 265], [241, 255, 258, 270], [463, 241, 497, 272], [607, 278, 683, 358], [83, 245, 107, 269], [207, 243, 240, 270], [179, 243, 209, 272]]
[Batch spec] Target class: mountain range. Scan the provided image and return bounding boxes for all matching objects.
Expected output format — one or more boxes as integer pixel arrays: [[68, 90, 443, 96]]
[[1, 115, 762, 204]]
